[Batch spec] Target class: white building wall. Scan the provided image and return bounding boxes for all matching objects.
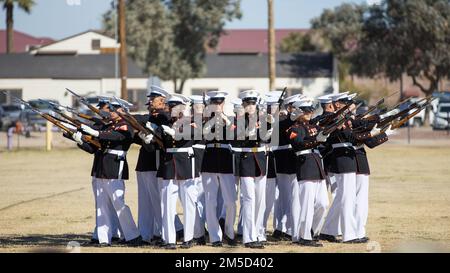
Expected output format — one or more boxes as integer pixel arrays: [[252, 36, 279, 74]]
[[34, 32, 119, 55]]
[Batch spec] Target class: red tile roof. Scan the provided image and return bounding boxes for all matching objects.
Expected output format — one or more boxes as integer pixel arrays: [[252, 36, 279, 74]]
[[210, 29, 308, 53], [0, 29, 54, 53]]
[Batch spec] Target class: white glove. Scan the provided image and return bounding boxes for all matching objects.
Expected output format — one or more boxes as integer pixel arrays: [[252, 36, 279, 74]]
[[220, 113, 232, 126], [379, 109, 400, 120], [247, 128, 257, 138], [266, 114, 275, 124], [138, 131, 154, 144], [161, 125, 176, 137], [370, 126, 381, 137], [61, 122, 77, 131], [384, 125, 395, 136], [145, 121, 158, 131], [72, 131, 83, 145], [80, 124, 99, 137], [316, 131, 329, 142]]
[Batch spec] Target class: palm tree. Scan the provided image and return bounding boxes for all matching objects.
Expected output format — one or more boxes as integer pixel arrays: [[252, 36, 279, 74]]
[[1, 0, 35, 53], [267, 0, 275, 90]]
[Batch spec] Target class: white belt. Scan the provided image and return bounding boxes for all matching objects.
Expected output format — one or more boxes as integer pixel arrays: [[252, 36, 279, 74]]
[[270, 144, 292, 151], [206, 143, 231, 149], [354, 145, 364, 150], [166, 147, 194, 154], [105, 149, 126, 179], [332, 143, 353, 149], [295, 149, 320, 156], [106, 149, 127, 156], [192, 144, 206, 149], [231, 146, 266, 153]]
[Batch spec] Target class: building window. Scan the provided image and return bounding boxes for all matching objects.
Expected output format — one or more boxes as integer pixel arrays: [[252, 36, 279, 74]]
[[127, 89, 147, 111], [0, 89, 22, 104], [191, 88, 217, 96], [91, 39, 101, 50]]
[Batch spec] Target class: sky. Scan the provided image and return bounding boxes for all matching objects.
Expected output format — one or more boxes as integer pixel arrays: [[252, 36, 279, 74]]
[[0, 0, 372, 40]]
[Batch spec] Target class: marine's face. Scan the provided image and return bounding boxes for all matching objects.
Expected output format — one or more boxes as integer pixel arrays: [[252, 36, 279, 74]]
[[243, 101, 257, 115], [148, 96, 166, 112]]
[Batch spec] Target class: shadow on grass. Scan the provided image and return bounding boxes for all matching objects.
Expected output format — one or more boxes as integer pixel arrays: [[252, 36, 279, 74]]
[[0, 233, 92, 248]]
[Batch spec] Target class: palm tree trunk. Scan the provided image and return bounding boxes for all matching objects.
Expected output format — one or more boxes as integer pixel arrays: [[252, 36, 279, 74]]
[[6, 3, 14, 54], [268, 0, 276, 91]]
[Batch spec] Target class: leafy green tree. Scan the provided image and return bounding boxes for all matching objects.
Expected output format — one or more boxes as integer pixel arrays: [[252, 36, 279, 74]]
[[310, 3, 368, 83], [1, 0, 35, 53], [278, 32, 321, 53], [103, 0, 241, 93]]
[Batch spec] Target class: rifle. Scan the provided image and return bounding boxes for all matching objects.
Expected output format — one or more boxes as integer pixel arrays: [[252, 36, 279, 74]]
[[39, 99, 87, 128], [276, 87, 288, 112], [66, 88, 110, 121], [111, 97, 165, 149], [11, 96, 101, 148], [317, 99, 356, 127], [356, 91, 399, 119], [383, 97, 437, 132], [320, 102, 363, 135], [377, 95, 434, 128]]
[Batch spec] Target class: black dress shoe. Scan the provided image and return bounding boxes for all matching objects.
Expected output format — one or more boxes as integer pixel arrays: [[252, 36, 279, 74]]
[[245, 241, 264, 249], [359, 237, 370, 243], [343, 238, 365, 244], [272, 230, 282, 239], [297, 239, 323, 247], [163, 243, 177, 249], [126, 236, 143, 246], [224, 235, 237, 246], [180, 240, 194, 249], [211, 241, 223, 247], [98, 242, 111, 247], [281, 232, 292, 241], [88, 238, 99, 245], [318, 234, 342, 243], [194, 236, 206, 246], [111, 237, 121, 243], [150, 237, 164, 246]]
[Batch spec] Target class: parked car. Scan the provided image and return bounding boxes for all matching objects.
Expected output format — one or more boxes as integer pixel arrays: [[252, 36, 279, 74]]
[[433, 103, 450, 130]]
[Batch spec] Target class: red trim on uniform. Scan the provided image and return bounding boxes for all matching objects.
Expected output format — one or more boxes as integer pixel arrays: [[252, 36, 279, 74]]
[[117, 124, 128, 131], [289, 131, 298, 140]]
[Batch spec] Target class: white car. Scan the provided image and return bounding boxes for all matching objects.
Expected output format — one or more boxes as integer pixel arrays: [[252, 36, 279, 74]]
[[433, 103, 450, 130]]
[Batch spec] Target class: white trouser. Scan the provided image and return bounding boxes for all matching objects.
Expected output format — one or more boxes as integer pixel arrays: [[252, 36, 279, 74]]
[[262, 178, 277, 241], [136, 171, 162, 242], [274, 173, 296, 235], [292, 180, 328, 241], [157, 178, 184, 233], [313, 180, 329, 236], [216, 185, 226, 220], [237, 190, 243, 236], [240, 176, 267, 244], [95, 179, 140, 244], [328, 174, 338, 200], [92, 178, 122, 240], [202, 172, 237, 243], [321, 172, 358, 242], [161, 178, 198, 244], [355, 174, 369, 238], [194, 176, 206, 238]]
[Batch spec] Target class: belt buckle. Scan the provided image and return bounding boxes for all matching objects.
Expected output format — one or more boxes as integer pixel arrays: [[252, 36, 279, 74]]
[[251, 147, 258, 153], [214, 143, 220, 148]]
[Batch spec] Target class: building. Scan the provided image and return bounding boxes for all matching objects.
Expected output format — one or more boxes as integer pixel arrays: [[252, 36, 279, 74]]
[[0, 29, 54, 53], [0, 29, 338, 111]]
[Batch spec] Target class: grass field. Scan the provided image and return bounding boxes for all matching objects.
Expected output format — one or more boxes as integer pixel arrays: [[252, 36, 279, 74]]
[[1, 143, 450, 253]]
